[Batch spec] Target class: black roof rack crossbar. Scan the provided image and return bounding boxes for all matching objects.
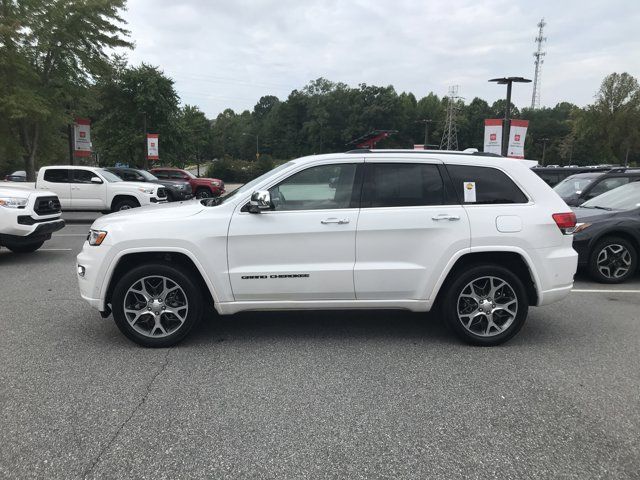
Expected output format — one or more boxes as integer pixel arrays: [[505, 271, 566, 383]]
[[345, 149, 503, 157]]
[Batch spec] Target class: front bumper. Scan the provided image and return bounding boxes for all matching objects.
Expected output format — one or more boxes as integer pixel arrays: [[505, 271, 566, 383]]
[[0, 218, 65, 244]]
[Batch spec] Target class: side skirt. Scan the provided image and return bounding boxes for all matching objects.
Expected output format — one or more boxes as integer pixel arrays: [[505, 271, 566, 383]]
[[215, 299, 431, 315]]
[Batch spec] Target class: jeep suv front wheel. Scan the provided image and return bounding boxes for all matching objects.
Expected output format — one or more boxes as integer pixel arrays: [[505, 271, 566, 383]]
[[111, 263, 203, 347], [444, 265, 529, 346]]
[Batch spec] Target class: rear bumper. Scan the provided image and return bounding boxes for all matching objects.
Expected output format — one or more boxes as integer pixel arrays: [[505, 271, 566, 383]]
[[532, 245, 578, 306]]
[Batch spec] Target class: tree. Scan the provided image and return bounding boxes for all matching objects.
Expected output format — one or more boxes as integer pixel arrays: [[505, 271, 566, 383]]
[[176, 105, 212, 167], [92, 63, 180, 167], [0, 0, 131, 180]]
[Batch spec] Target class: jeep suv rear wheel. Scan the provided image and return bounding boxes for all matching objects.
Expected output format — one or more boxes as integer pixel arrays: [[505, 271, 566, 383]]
[[111, 263, 203, 347], [444, 265, 529, 346]]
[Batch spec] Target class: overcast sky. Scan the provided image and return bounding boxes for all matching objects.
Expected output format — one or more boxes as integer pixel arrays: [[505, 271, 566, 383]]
[[122, 0, 640, 118]]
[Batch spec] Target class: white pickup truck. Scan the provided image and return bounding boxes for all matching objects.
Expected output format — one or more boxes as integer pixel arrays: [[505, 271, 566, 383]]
[[36, 166, 168, 212], [0, 185, 65, 253]]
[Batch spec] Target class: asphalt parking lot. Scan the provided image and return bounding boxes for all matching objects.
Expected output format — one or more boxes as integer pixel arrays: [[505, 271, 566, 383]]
[[1, 219, 639, 480]]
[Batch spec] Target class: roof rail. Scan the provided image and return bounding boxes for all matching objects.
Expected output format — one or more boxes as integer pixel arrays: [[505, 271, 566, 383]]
[[344, 149, 503, 158]]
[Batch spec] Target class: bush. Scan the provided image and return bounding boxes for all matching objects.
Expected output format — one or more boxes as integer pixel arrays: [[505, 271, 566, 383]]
[[206, 156, 277, 184]]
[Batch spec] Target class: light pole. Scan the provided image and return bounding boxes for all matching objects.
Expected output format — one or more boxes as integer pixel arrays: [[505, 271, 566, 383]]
[[489, 77, 531, 156], [539, 137, 549, 166], [242, 133, 259, 159], [415, 119, 434, 148]]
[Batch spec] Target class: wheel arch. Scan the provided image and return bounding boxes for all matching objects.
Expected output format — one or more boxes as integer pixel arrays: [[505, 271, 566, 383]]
[[110, 194, 141, 211], [103, 250, 217, 313], [431, 249, 539, 309], [589, 229, 640, 257]]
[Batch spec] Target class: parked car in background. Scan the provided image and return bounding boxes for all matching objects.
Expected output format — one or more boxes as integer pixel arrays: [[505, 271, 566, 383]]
[[77, 150, 577, 348], [553, 168, 640, 206], [4, 170, 27, 182], [149, 167, 224, 199], [531, 166, 611, 187], [36, 166, 168, 212], [106, 167, 192, 202], [573, 182, 640, 283], [0, 184, 64, 253]]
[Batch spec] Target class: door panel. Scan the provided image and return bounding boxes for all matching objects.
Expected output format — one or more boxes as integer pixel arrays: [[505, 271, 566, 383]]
[[354, 160, 471, 300], [70, 169, 107, 210], [40, 169, 71, 208], [227, 161, 363, 301]]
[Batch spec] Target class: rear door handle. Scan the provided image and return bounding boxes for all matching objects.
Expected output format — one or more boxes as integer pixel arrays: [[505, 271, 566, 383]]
[[432, 214, 460, 221], [321, 218, 350, 224]]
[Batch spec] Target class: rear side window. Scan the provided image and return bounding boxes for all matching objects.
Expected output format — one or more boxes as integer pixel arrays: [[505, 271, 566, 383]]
[[446, 165, 528, 204], [43, 169, 70, 183], [361, 163, 445, 207], [153, 170, 169, 179]]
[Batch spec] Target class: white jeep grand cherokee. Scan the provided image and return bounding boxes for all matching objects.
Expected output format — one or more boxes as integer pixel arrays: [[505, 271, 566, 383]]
[[77, 150, 578, 347]]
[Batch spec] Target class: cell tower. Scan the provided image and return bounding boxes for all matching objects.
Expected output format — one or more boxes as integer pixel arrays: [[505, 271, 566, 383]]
[[440, 85, 460, 151], [530, 18, 547, 109]]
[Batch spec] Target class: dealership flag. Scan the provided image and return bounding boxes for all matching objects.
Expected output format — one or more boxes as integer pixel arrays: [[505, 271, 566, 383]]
[[147, 134, 159, 160], [483, 119, 502, 155], [507, 119, 529, 159], [73, 118, 91, 157]]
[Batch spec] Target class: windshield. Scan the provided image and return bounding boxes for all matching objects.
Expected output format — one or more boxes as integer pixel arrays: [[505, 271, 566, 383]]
[[581, 182, 640, 211], [99, 169, 123, 182], [201, 161, 294, 206], [184, 170, 196, 179], [554, 175, 595, 197]]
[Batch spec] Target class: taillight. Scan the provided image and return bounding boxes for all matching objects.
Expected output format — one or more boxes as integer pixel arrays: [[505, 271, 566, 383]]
[[552, 212, 577, 234]]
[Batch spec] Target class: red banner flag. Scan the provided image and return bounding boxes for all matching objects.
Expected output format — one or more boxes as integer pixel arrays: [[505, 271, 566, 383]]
[[147, 134, 159, 160]]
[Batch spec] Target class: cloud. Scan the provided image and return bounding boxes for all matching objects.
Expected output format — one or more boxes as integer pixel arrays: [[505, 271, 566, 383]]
[[122, 0, 640, 117]]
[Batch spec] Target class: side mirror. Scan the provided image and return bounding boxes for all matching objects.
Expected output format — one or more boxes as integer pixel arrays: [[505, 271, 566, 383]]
[[90, 176, 103, 184], [248, 190, 271, 213]]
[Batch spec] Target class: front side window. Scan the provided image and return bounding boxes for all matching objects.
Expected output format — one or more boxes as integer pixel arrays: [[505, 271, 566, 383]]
[[72, 169, 96, 184], [43, 169, 70, 183], [447, 165, 528, 204], [361, 163, 445, 208], [268, 163, 357, 211]]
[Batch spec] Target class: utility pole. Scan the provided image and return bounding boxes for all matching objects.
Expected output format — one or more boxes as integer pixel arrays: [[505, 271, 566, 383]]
[[416, 119, 434, 147], [489, 77, 531, 156], [531, 18, 547, 109], [440, 86, 460, 151], [539, 137, 549, 166]]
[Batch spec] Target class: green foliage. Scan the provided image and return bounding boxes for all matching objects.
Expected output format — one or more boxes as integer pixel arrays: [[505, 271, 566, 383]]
[[206, 156, 276, 183], [0, 0, 132, 179]]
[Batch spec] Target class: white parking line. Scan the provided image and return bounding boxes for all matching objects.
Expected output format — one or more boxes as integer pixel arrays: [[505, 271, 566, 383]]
[[53, 234, 87, 237], [40, 248, 73, 251], [573, 289, 640, 293]]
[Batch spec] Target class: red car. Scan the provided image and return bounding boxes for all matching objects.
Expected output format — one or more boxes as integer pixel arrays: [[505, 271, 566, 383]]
[[150, 167, 224, 198]]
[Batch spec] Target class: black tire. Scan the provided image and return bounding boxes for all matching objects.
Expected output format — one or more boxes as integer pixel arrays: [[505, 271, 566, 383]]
[[111, 263, 203, 347], [443, 264, 529, 346], [195, 188, 211, 199], [4, 240, 45, 253], [588, 236, 637, 284], [112, 198, 140, 212]]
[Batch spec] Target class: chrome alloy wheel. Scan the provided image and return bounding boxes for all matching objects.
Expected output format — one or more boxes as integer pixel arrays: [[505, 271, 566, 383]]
[[123, 276, 189, 338], [597, 244, 632, 280], [457, 276, 518, 337]]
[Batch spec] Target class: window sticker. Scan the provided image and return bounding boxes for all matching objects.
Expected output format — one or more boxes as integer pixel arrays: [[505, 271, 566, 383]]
[[464, 181, 476, 203]]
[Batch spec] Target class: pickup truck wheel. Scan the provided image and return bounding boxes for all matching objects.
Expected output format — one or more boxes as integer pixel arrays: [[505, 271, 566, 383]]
[[112, 198, 140, 212], [588, 236, 637, 284], [111, 263, 203, 347], [4, 240, 45, 253], [444, 265, 528, 346], [195, 188, 211, 199]]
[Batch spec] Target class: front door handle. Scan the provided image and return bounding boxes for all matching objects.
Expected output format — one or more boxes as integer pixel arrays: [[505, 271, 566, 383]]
[[432, 214, 460, 221], [321, 218, 350, 224]]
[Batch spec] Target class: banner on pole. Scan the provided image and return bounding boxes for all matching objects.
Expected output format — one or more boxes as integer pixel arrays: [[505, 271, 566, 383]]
[[483, 119, 502, 155], [73, 118, 91, 157], [147, 134, 159, 160], [413, 144, 425, 150], [507, 119, 529, 159]]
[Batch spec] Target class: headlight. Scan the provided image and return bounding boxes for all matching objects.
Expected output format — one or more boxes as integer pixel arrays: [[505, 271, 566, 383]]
[[573, 222, 592, 234], [211, 180, 221, 187], [88, 229, 108, 246], [0, 197, 28, 208], [138, 187, 154, 194]]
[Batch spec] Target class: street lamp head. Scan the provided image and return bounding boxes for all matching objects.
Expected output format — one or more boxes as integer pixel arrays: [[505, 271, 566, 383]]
[[489, 77, 532, 84]]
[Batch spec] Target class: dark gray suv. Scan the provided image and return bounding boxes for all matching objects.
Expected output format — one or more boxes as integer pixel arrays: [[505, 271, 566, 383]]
[[107, 167, 192, 202]]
